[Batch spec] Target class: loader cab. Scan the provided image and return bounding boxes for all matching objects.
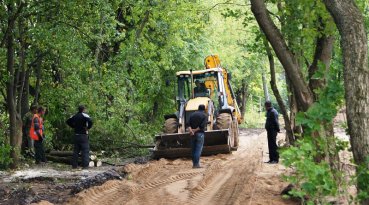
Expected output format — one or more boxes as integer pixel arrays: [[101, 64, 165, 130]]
[[176, 68, 229, 110]]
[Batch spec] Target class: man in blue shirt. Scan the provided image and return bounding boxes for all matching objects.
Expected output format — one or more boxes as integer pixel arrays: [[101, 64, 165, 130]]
[[188, 104, 207, 168]]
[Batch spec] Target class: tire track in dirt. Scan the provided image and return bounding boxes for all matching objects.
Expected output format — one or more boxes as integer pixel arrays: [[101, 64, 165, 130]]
[[211, 155, 260, 205], [212, 135, 263, 205], [65, 129, 297, 205], [68, 166, 204, 204], [113, 171, 204, 205], [187, 130, 263, 205], [189, 167, 234, 205], [67, 180, 127, 205], [138, 170, 203, 192]]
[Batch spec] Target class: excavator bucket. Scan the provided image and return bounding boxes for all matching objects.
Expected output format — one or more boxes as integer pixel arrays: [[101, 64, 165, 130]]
[[152, 129, 230, 159]]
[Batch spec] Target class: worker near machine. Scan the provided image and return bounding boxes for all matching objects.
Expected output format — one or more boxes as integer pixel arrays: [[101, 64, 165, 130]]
[[188, 104, 207, 168], [194, 80, 207, 97], [30, 106, 47, 164], [22, 104, 37, 157], [66, 105, 93, 169], [264, 101, 280, 164]]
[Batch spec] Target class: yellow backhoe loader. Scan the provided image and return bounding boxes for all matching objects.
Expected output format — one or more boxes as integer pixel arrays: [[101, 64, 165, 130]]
[[153, 55, 243, 159]]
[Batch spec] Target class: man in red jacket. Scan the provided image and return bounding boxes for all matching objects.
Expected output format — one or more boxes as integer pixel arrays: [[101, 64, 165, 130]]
[[30, 106, 46, 164]]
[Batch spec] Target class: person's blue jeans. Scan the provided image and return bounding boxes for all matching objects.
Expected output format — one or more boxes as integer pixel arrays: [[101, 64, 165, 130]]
[[191, 132, 204, 167]]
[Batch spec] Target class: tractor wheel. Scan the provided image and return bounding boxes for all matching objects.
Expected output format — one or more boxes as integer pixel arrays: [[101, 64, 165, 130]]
[[216, 113, 232, 129], [216, 113, 235, 147], [232, 120, 239, 150], [164, 118, 178, 133]]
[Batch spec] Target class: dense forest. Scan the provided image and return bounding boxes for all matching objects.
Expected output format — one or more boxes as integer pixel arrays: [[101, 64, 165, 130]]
[[1, 0, 369, 203]]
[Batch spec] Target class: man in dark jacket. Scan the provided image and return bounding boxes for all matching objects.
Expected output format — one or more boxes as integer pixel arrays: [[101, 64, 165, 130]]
[[188, 104, 207, 168], [66, 105, 93, 169], [264, 101, 280, 164], [22, 104, 37, 157]]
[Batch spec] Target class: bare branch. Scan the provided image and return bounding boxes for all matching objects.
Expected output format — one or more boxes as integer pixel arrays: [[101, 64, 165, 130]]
[[267, 9, 281, 22], [55, 21, 94, 41], [208, 1, 249, 11]]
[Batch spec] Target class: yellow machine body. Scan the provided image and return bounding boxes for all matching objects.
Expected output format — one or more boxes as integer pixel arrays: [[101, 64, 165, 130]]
[[153, 55, 243, 159]]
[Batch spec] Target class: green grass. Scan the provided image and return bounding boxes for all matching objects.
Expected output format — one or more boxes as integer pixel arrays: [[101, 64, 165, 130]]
[[240, 110, 265, 129]]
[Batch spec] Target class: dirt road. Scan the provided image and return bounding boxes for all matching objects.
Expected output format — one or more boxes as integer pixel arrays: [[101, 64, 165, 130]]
[[66, 129, 297, 205]]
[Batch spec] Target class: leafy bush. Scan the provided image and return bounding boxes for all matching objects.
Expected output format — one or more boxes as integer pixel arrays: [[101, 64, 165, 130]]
[[281, 78, 347, 203], [0, 144, 13, 170], [355, 156, 369, 203], [281, 137, 343, 204]]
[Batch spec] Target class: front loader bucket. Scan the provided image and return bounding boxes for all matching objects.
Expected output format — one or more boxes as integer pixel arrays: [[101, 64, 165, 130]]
[[152, 129, 230, 159]]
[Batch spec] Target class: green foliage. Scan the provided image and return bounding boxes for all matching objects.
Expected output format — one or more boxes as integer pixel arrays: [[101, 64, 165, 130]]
[[355, 156, 369, 203], [295, 78, 344, 135], [281, 137, 340, 203], [282, 73, 345, 202], [240, 109, 265, 128], [30, 0, 214, 156], [0, 144, 12, 170]]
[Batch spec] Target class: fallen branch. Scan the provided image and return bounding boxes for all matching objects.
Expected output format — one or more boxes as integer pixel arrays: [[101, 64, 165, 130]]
[[46, 155, 100, 167], [48, 150, 74, 157], [45, 155, 71, 164], [110, 145, 155, 150]]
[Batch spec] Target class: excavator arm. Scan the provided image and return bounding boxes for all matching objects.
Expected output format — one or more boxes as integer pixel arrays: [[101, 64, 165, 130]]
[[204, 55, 243, 124]]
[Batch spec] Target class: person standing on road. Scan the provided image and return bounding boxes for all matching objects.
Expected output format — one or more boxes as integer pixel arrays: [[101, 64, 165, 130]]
[[30, 106, 47, 164], [188, 104, 207, 168], [264, 101, 280, 164], [66, 105, 93, 169], [22, 104, 37, 157]]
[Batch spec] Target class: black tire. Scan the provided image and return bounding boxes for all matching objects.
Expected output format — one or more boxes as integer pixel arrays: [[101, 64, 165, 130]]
[[216, 113, 235, 147], [164, 118, 178, 133], [216, 113, 232, 129], [232, 120, 239, 150]]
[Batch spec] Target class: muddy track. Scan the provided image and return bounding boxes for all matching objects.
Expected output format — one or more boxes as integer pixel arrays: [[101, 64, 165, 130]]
[[66, 129, 297, 205]]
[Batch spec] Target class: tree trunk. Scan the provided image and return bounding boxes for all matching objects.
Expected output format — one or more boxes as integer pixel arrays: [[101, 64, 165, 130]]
[[251, 0, 338, 160], [239, 79, 248, 120], [308, 22, 335, 100], [33, 52, 42, 105], [21, 69, 30, 117], [17, 17, 27, 114], [152, 101, 158, 120], [261, 71, 270, 101], [275, 0, 302, 141], [323, 0, 369, 201], [6, 4, 22, 169], [309, 30, 339, 168], [250, 0, 314, 112], [263, 37, 295, 145], [48, 150, 74, 157], [286, 76, 302, 137], [135, 10, 150, 41]]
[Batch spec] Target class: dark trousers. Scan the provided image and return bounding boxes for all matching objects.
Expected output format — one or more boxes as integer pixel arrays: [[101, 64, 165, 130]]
[[267, 129, 279, 162], [34, 139, 46, 163], [21, 134, 29, 155], [72, 134, 90, 168], [190, 132, 204, 167]]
